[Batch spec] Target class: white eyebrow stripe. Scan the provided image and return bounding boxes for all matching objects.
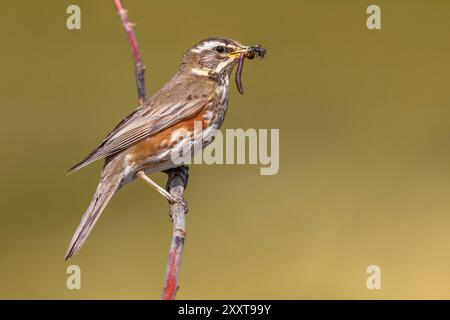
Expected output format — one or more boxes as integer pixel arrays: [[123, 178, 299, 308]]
[[194, 41, 228, 52]]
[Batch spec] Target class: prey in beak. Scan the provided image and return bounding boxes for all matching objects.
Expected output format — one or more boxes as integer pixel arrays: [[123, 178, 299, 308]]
[[228, 45, 266, 95]]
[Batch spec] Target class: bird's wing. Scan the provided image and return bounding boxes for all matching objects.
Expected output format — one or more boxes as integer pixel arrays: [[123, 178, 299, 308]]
[[68, 94, 211, 173]]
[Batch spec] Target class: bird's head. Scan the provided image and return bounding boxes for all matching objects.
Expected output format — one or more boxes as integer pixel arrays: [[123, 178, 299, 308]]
[[181, 37, 265, 93]]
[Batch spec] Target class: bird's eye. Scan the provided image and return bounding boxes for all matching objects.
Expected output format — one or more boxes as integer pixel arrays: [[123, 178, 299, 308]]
[[214, 46, 226, 54]]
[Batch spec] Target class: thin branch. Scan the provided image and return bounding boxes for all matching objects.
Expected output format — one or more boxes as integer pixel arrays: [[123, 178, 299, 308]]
[[113, 0, 146, 105], [162, 166, 189, 300], [112, 0, 189, 300]]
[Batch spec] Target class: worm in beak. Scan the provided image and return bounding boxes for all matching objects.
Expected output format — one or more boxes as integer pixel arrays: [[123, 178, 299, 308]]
[[235, 52, 246, 95], [234, 45, 266, 95]]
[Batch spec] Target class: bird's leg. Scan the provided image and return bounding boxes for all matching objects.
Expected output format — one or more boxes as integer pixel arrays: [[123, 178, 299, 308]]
[[136, 171, 177, 203]]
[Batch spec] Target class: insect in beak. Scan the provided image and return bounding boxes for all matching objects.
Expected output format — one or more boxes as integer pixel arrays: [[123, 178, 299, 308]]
[[232, 45, 266, 95]]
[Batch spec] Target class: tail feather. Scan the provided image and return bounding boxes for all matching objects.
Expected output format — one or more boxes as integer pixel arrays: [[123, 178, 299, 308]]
[[65, 163, 122, 260]]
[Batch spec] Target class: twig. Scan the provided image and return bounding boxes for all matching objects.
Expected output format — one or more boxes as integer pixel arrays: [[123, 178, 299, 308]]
[[113, 0, 146, 106], [162, 166, 189, 300], [112, 0, 189, 300]]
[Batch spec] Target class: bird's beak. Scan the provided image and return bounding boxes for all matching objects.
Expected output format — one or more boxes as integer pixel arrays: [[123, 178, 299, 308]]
[[228, 48, 249, 59], [228, 47, 254, 59], [228, 46, 266, 60]]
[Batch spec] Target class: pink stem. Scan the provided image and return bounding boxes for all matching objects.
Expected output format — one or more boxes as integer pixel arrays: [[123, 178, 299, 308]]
[[113, 0, 146, 105], [161, 167, 189, 300]]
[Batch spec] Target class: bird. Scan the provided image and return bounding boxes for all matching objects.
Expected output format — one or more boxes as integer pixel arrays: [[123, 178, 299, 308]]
[[65, 37, 265, 260]]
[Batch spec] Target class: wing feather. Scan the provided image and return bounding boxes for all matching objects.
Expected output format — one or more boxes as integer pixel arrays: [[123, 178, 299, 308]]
[[68, 97, 209, 173]]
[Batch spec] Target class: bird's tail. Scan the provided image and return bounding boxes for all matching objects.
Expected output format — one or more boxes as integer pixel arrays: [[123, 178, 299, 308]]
[[65, 161, 123, 260]]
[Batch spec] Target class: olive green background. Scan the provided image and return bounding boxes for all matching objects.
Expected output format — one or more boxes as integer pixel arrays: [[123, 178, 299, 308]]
[[1, 0, 450, 299]]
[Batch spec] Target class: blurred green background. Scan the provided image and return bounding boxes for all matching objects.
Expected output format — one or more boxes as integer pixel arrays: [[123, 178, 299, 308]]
[[1, 0, 450, 299]]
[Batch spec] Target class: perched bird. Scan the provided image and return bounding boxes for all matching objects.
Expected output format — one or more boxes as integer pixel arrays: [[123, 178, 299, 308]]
[[65, 37, 265, 260]]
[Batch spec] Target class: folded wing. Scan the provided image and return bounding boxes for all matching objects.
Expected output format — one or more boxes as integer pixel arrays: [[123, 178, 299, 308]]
[[68, 93, 210, 174]]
